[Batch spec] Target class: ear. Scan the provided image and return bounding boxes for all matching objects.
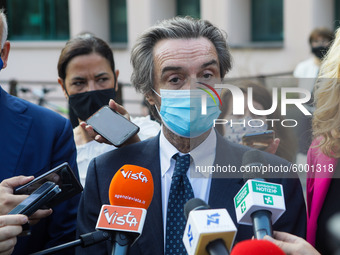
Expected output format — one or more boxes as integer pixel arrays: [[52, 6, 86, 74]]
[[114, 70, 120, 92], [58, 77, 69, 99], [1, 41, 10, 69], [145, 91, 157, 106]]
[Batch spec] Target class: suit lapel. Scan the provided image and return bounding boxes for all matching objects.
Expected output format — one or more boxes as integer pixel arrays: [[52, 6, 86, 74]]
[[136, 135, 164, 254], [208, 133, 244, 220], [0, 88, 32, 177]]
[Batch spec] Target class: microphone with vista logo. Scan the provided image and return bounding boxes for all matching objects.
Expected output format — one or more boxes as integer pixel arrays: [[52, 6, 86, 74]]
[[233, 150, 285, 239], [30, 164, 154, 255], [182, 198, 237, 255], [96, 164, 154, 255], [230, 239, 285, 255]]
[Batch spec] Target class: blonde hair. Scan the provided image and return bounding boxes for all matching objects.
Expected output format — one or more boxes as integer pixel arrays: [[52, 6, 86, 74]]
[[313, 27, 340, 157], [0, 9, 8, 48]]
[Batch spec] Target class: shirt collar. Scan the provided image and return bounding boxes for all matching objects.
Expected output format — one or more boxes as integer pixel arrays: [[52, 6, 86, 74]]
[[159, 126, 180, 178], [190, 128, 216, 178], [159, 126, 216, 178]]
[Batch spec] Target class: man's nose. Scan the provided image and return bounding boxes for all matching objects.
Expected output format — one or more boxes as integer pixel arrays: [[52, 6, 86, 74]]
[[184, 78, 201, 90]]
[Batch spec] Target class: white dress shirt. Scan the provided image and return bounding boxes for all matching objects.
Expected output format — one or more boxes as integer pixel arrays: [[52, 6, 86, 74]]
[[160, 126, 216, 244]]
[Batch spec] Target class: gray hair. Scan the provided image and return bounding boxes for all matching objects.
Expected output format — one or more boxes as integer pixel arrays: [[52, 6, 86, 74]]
[[0, 9, 8, 49], [130, 16, 232, 95]]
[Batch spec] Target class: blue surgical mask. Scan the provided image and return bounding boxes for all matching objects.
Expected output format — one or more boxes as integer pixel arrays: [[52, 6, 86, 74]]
[[154, 89, 221, 138]]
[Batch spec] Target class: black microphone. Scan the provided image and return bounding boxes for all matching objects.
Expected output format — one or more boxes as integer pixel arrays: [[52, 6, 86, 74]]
[[243, 150, 273, 239], [30, 231, 110, 255], [183, 198, 237, 255], [234, 150, 286, 239]]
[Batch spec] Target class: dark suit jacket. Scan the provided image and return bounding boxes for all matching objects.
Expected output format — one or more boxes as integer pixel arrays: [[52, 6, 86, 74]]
[[76, 132, 306, 255], [0, 87, 80, 255]]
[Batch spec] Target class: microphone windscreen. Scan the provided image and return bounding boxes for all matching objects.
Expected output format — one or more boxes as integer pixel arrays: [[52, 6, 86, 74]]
[[108, 165, 154, 209], [184, 198, 210, 219], [242, 150, 267, 181], [231, 240, 285, 255]]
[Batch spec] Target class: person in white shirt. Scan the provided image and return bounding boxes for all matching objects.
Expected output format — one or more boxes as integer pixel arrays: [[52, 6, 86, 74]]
[[294, 28, 334, 165], [294, 27, 334, 82], [76, 16, 307, 255]]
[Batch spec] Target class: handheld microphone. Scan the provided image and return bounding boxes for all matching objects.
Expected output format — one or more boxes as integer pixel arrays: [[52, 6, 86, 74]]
[[234, 150, 285, 239], [96, 165, 154, 255], [30, 231, 111, 255], [230, 239, 285, 255], [31, 165, 154, 255], [182, 198, 237, 255]]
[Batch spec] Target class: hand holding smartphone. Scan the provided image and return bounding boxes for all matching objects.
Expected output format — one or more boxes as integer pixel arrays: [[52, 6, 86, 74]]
[[242, 130, 275, 151], [14, 162, 83, 208], [86, 106, 140, 147], [9, 182, 61, 217]]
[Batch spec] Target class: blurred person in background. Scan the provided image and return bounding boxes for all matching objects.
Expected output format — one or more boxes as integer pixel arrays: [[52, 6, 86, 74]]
[[57, 34, 160, 186], [0, 8, 80, 255], [307, 27, 340, 255], [216, 80, 297, 163], [294, 27, 334, 81], [262, 28, 340, 255], [294, 28, 335, 165]]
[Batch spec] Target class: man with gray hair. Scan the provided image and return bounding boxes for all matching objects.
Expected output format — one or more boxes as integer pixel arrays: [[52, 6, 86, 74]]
[[77, 16, 306, 255], [0, 9, 80, 254]]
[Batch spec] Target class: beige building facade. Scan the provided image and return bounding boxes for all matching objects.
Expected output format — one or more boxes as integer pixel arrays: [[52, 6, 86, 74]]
[[1, 0, 338, 115]]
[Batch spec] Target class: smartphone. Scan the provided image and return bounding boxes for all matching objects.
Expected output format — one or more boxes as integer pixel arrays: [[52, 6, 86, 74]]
[[14, 162, 83, 208], [9, 182, 61, 216], [241, 130, 275, 151], [86, 106, 140, 147]]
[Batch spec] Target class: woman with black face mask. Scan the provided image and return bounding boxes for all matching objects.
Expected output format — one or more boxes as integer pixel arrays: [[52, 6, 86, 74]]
[[57, 34, 160, 186], [293, 27, 335, 169], [294, 27, 334, 80]]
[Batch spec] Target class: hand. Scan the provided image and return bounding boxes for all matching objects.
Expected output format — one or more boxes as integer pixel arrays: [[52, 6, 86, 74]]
[[80, 99, 141, 146], [27, 208, 53, 226], [0, 176, 52, 225], [0, 214, 28, 255], [264, 231, 320, 255], [0, 176, 34, 215], [264, 138, 280, 154]]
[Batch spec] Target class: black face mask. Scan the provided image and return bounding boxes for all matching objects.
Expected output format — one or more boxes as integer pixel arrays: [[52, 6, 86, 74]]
[[311, 45, 329, 59], [68, 88, 116, 121]]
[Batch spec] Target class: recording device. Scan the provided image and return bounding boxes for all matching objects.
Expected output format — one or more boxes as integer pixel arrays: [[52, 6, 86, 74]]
[[242, 130, 275, 151], [86, 106, 140, 147], [9, 181, 61, 216], [31, 164, 154, 255], [30, 231, 111, 255], [230, 239, 285, 255], [14, 162, 83, 208], [96, 164, 154, 255], [183, 198, 237, 255], [233, 150, 285, 239]]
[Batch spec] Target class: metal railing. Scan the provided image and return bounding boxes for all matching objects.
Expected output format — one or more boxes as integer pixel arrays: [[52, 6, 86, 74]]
[[0, 71, 295, 118]]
